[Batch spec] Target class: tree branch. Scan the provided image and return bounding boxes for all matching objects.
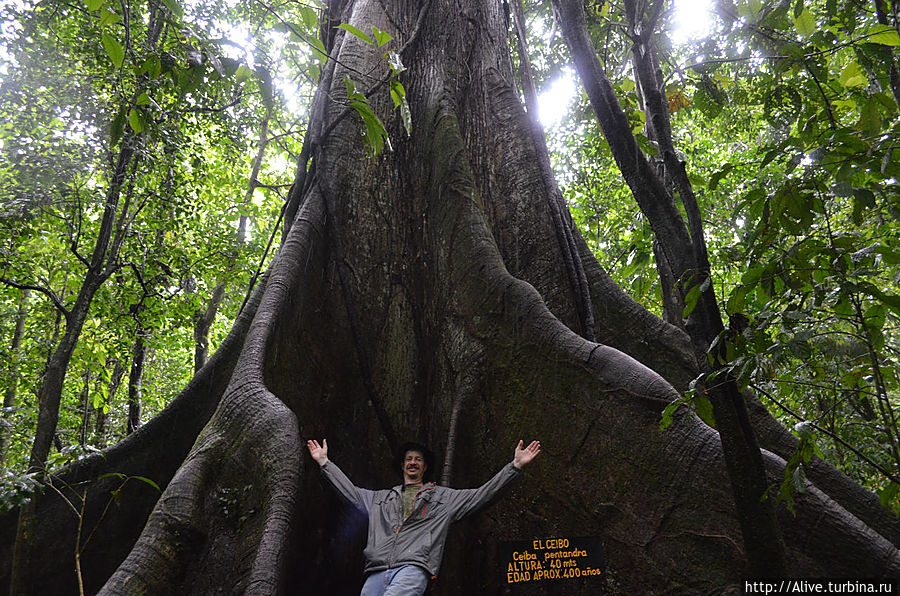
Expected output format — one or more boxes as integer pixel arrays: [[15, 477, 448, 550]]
[[0, 277, 70, 319], [753, 384, 900, 486]]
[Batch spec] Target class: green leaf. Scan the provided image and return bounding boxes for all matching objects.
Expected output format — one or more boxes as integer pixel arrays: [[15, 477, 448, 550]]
[[102, 32, 125, 68], [128, 108, 143, 133], [741, 265, 766, 287], [99, 7, 120, 25], [336, 23, 374, 45], [98, 472, 160, 492], [859, 283, 900, 315], [140, 55, 161, 78], [725, 286, 747, 315], [749, 0, 762, 18], [879, 482, 899, 509], [682, 276, 711, 319], [635, 133, 659, 156], [859, 98, 883, 135], [863, 302, 886, 333], [98, 472, 126, 481], [866, 24, 900, 46], [389, 79, 405, 102], [219, 56, 240, 77], [792, 8, 815, 37], [873, 245, 900, 264], [235, 64, 253, 83], [299, 6, 319, 30], [345, 82, 390, 156], [738, 0, 763, 21], [273, 21, 303, 38], [838, 61, 866, 88], [709, 163, 733, 190], [693, 86, 723, 118], [110, 106, 126, 147], [136, 92, 151, 105], [372, 26, 393, 46], [390, 80, 412, 136], [353, 101, 390, 155], [344, 75, 360, 99], [659, 402, 678, 431], [840, 369, 863, 389], [131, 475, 161, 491], [85, 0, 104, 10], [694, 395, 715, 426], [160, 0, 183, 18], [660, 393, 692, 431], [310, 36, 328, 62]]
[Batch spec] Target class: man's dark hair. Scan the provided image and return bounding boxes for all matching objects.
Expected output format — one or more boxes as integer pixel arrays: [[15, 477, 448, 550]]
[[395, 442, 435, 482]]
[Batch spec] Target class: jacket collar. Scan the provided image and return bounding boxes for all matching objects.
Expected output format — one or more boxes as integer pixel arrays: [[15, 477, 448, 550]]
[[392, 482, 436, 498]]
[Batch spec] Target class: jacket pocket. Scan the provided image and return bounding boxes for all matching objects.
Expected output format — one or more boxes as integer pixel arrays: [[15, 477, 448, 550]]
[[399, 527, 431, 563]]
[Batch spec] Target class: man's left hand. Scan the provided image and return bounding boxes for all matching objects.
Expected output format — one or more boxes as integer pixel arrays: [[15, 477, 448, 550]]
[[513, 440, 541, 469]]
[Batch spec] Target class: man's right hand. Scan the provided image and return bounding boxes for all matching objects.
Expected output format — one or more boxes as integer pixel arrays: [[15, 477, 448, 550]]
[[307, 438, 329, 466]]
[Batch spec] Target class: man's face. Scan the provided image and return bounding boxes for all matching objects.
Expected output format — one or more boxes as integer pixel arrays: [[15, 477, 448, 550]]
[[402, 450, 427, 484]]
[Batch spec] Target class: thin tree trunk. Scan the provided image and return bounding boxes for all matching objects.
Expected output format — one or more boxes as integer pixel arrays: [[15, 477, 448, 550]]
[[27, 141, 137, 474], [193, 72, 273, 372], [0, 290, 29, 465], [510, 0, 596, 341], [94, 358, 125, 443], [193, 282, 226, 373], [127, 335, 146, 435], [78, 368, 92, 447]]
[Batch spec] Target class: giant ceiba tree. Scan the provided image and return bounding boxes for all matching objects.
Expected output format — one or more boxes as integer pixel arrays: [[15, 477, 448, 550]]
[[2, 0, 899, 592]]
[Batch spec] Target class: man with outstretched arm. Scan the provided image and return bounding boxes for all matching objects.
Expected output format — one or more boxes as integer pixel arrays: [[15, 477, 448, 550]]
[[306, 438, 541, 596]]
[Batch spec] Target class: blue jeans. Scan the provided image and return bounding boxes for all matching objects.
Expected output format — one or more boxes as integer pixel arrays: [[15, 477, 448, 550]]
[[360, 565, 430, 596]]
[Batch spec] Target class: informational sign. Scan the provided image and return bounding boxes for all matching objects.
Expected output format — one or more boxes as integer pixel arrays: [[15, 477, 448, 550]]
[[499, 536, 604, 586]]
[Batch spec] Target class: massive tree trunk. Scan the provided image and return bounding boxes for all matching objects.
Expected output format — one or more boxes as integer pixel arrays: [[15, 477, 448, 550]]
[[3, 0, 899, 593]]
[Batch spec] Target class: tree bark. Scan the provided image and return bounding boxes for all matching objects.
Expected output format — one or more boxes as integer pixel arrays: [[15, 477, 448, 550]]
[[126, 334, 146, 435]]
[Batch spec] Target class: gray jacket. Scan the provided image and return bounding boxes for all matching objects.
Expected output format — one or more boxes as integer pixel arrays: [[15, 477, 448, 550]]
[[320, 460, 522, 577]]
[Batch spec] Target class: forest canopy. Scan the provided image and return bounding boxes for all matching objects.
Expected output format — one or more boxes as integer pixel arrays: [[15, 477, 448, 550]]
[[0, 0, 899, 591]]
